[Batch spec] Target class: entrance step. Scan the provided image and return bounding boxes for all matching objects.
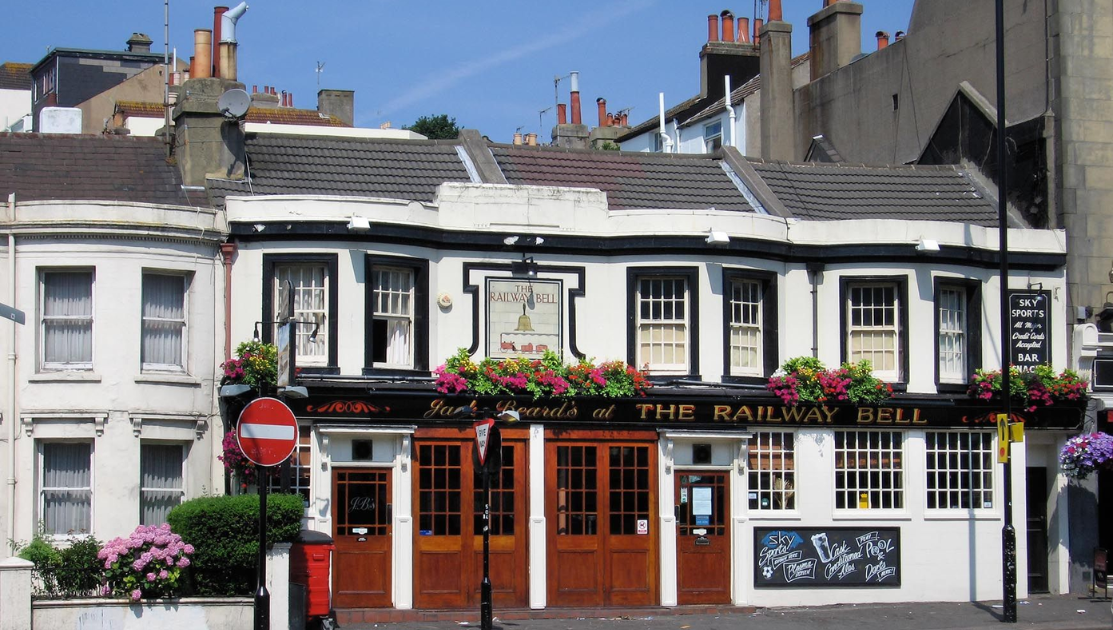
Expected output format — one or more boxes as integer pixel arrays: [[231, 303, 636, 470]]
[[336, 604, 759, 625]]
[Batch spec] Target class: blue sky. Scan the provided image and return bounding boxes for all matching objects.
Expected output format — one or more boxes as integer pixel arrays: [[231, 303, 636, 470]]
[[1, 0, 915, 141]]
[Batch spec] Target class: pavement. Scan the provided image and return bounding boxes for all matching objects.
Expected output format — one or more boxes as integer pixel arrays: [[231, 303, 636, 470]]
[[339, 594, 1113, 630]]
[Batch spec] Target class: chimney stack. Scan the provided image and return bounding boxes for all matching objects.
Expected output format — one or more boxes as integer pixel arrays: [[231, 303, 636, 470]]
[[699, 9, 760, 100], [552, 71, 588, 149], [317, 89, 355, 126], [126, 33, 153, 53], [807, 1, 863, 81], [759, 1, 795, 161], [876, 31, 890, 50]]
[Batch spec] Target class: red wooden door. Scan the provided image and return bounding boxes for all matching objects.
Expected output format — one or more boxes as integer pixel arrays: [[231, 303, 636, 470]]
[[332, 468, 393, 608], [546, 439, 658, 607], [675, 472, 731, 604]]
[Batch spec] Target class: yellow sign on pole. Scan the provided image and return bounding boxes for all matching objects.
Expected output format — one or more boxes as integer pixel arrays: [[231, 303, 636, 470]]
[[997, 413, 1010, 463]]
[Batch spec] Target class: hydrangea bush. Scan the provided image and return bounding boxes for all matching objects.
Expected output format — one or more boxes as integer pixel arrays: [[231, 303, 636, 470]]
[[969, 364, 1088, 412], [99, 524, 194, 601], [435, 348, 651, 399], [1059, 432, 1113, 480], [767, 357, 892, 406]]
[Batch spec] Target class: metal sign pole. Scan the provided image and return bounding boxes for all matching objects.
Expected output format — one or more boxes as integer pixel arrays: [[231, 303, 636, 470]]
[[255, 470, 270, 630], [481, 463, 493, 630]]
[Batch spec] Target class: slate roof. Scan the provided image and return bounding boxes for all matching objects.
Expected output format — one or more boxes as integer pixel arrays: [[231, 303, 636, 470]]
[[491, 145, 754, 212], [115, 101, 349, 127], [748, 161, 999, 226], [0, 133, 198, 206], [207, 134, 473, 206], [0, 62, 32, 90]]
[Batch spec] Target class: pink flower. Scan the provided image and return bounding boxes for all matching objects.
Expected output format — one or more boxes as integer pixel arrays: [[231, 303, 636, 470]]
[[146, 572, 156, 582], [178, 557, 191, 568], [131, 589, 142, 601], [158, 569, 169, 580]]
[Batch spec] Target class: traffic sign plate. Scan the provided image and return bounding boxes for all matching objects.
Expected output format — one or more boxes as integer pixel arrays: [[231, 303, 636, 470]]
[[237, 397, 299, 467], [474, 418, 495, 466]]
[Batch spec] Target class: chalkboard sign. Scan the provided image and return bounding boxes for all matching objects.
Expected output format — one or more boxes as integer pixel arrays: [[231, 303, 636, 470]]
[[754, 527, 900, 587], [1008, 290, 1050, 372]]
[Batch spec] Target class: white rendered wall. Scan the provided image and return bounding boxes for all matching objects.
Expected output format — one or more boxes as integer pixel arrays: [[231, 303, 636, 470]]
[[0, 88, 30, 132]]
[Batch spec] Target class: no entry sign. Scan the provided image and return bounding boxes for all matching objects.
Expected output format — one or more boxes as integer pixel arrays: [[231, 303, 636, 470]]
[[236, 397, 299, 467]]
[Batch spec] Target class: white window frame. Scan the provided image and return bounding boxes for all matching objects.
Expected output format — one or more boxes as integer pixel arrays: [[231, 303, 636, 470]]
[[748, 431, 796, 512], [372, 266, 415, 369], [925, 431, 995, 512], [139, 442, 187, 525], [636, 276, 689, 374], [275, 263, 329, 366], [704, 121, 723, 152], [267, 427, 313, 512], [938, 285, 968, 384], [141, 272, 188, 373], [40, 269, 95, 371], [38, 441, 94, 537], [846, 282, 901, 382], [833, 430, 904, 511], [729, 278, 763, 376]]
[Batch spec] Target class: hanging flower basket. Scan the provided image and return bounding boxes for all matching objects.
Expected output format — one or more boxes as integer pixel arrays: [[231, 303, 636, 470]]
[[968, 364, 1087, 412], [766, 357, 892, 406], [1059, 432, 1113, 480], [220, 340, 278, 389], [434, 348, 651, 399]]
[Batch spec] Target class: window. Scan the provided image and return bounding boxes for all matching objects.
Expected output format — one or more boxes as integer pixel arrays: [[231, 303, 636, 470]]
[[834, 431, 903, 510], [748, 432, 795, 511], [926, 432, 994, 510], [263, 254, 339, 372], [140, 444, 185, 525], [268, 428, 311, 507], [40, 442, 92, 535], [365, 256, 428, 373], [372, 267, 414, 367], [842, 278, 907, 382], [935, 279, 981, 388], [41, 270, 94, 370], [725, 272, 777, 378], [704, 121, 722, 152], [141, 273, 187, 371], [635, 276, 690, 374]]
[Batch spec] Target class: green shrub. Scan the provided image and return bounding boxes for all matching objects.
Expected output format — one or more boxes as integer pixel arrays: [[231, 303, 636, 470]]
[[14, 533, 101, 599], [167, 493, 303, 596]]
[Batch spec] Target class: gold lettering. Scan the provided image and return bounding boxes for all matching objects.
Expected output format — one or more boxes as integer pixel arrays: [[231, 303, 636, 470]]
[[895, 408, 910, 424], [912, 408, 926, 424], [781, 406, 807, 423], [637, 404, 655, 420], [713, 405, 732, 421], [678, 405, 695, 421], [765, 407, 782, 423], [593, 404, 615, 420], [732, 406, 755, 423], [877, 408, 893, 424], [821, 406, 837, 424], [803, 407, 823, 424], [857, 408, 875, 424], [656, 405, 678, 421]]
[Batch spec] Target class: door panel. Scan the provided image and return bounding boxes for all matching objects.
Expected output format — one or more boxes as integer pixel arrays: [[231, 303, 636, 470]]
[[332, 468, 392, 608], [546, 441, 658, 607], [675, 472, 731, 604], [1026, 466, 1049, 593]]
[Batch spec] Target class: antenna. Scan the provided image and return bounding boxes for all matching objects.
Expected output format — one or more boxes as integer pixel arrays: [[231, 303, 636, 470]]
[[553, 73, 570, 110], [315, 61, 326, 88], [217, 88, 251, 119], [538, 106, 552, 133]]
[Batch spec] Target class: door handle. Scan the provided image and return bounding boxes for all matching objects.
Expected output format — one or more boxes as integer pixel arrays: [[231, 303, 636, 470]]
[[674, 504, 680, 519], [387, 503, 393, 521]]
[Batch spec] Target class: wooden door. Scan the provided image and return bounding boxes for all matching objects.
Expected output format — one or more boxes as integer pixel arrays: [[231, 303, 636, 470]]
[[413, 434, 528, 609], [675, 472, 731, 604], [546, 440, 658, 607], [1026, 466, 1049, 593], [332, 468, 393, 608]]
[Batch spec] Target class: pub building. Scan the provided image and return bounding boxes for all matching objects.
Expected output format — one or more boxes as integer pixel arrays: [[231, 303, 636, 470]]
[[210, 131, 1085, 613]]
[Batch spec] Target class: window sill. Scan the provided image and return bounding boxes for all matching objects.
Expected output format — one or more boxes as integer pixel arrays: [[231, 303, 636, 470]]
[[936, 382, 970, 394], [30, 372, 101, 383], [923, 511, 1001, 521], [134, 374, 201, 387], [831, 510, 912, 521], [746, 512, 802, 521]]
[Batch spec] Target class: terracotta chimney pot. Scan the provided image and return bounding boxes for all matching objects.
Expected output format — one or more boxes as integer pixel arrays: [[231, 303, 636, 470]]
[[192, 30, 212, 79], [557, 103, 567, 125], [769, 0, 783, 22], [739, 17, 750, 43], [212, 6, 227, 77], [597, 97, 607, 126], [708, 14, 720, 42], [754, 18, 764, 43], [876, 31, 890, 50], [514, 132, 523, 145], [721, 11, 735, 42]]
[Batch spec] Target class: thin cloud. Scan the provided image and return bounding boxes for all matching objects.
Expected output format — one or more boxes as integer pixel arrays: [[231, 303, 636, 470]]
[[372, 0, 655, 119]]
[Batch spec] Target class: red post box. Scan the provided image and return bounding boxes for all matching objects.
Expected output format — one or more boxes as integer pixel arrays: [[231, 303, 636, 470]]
[[290, 530, 335, 623]]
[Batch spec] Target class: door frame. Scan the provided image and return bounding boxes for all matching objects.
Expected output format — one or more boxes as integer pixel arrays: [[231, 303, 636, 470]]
[[331, 466, 394, 608], [673, 469, 732, 605]]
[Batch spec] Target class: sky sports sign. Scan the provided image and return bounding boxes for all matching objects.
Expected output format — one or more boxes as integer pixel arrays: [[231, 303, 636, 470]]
[[1008, 290, 1050, 373]]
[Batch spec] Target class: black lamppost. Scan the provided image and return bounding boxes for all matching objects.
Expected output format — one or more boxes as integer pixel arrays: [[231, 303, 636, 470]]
[[452, 405, 519, 630]]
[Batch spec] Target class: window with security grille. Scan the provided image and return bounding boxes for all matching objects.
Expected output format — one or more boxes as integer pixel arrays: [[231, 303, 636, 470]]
[[847, 283, 900, 381], [637, 277, 689, 373], [748, 432, 795, 510], [730, 278, 763, 375], [834, 431, 903, 510], [938, 285, 967, 383], [275, 264, 328, 364], [926, 431, 994, 510], [372, 266, 414, 368]]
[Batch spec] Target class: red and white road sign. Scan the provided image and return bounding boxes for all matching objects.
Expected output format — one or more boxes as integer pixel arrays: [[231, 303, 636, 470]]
[[473, 418, 496, 466], [236, 397, 299, 467]]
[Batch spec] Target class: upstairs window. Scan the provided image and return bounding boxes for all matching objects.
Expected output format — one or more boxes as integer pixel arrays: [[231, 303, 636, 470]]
[[635, 276, 690, 374], [263, 254, 339, 372], [372, 266, 414, 367], [935, 279, 981, 388], [842, 278, 907, 383], [41, 270, 94, 370], [141, 273, 187, 371], [704, 121, 723, 152]]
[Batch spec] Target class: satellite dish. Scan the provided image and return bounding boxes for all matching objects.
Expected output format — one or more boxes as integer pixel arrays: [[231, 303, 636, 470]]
[[217, 88, 251, 120]]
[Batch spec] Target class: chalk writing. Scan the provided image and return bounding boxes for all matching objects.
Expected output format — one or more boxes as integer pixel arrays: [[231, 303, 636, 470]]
[[755, 527, 900, 587]]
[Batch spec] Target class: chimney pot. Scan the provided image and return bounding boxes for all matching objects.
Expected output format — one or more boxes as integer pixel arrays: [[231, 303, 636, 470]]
[[754, 18, 764, 44], [597, 97, 607, 126], [557, 103, 567, 125], [707, 14, 720, 42], [876, 30, 890, 50], [895, 30, 906, 40], [621, 112, 628, 126], [526, 133, 537, 146], [739, 17, 750, 43], [514, 132, 523, 145], [252, 85, 257, 93], [570, 70, 581, 125], [192, 30, 212, 79], [769, 0, 783, 22], [289, 92, 293, 108], [213, 6, 228, 78], [721, 11, 735, 42]]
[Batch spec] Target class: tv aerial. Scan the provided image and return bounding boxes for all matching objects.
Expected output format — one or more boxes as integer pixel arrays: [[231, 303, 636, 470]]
[[217, 88, 251, 120]]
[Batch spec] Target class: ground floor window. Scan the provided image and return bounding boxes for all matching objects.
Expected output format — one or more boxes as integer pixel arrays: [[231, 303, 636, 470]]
[[40, 442, 92, 535], [748, 431, 796, 511], [834, 430, 903, 510], [140, 443, 185, 525], [925, 431, 994, 510]]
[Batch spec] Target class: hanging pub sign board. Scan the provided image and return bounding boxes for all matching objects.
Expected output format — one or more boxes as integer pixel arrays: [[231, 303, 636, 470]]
[[486, 278, 562, 359], [237, 397, 299, 467], [754, 527, 901, 587], [1008, 289, 1050, 373]]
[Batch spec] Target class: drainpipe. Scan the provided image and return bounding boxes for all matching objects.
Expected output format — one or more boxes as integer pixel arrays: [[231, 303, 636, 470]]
[[220, 242, 236, 362], [658, 92, 673, 153], [724, 75, 736, 148], [807, 262, 824, 358], [7, 192, 17, 547]]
